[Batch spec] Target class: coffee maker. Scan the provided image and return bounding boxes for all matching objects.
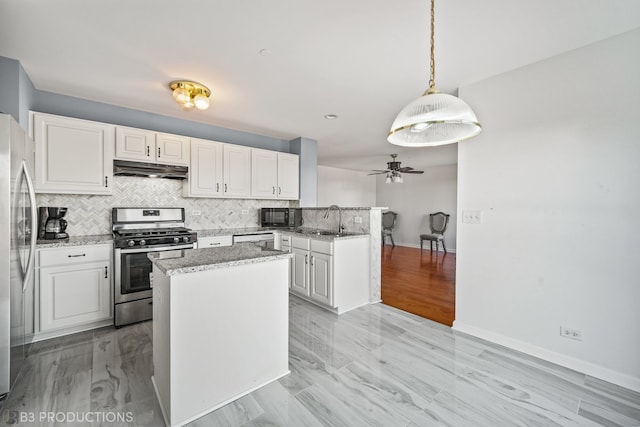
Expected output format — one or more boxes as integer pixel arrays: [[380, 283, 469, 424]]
[[38, 207, 69, 239]]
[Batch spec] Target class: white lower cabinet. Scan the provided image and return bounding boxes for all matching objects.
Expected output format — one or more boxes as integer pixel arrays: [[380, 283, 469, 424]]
[[38, 244, 112, 332], [197, 235, 233, 248], [288, 235, 369, 314]]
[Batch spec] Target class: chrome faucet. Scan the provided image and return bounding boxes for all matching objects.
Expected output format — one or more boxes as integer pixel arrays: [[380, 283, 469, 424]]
[[323, 205, 344, 233]]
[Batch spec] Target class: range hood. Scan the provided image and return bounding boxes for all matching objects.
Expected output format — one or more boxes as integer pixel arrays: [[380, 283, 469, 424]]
[[113, 160, 188, 180]]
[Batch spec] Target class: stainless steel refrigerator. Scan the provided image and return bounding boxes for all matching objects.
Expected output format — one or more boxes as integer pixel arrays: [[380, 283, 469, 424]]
[[0, 114, 37, 397]]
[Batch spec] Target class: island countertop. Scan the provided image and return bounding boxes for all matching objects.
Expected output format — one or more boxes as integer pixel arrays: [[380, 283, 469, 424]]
[[148, 242, 292, 276]]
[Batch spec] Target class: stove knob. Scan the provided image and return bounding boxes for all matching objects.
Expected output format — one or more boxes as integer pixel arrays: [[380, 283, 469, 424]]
[[127, 240, 135, 247], [182, 236, 190, 243], [173, 237, 180, 244], [139, 239, 146, 246]]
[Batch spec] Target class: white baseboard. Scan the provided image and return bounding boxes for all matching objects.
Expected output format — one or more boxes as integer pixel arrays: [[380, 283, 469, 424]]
[[452, 320, 640, 393]]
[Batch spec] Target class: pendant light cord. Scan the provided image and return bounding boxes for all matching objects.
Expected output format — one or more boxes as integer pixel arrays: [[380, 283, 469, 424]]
[[428, 0, 436, 92]]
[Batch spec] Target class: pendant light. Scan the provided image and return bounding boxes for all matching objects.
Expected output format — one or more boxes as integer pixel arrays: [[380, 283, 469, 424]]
[[387, 0, 481, 147]]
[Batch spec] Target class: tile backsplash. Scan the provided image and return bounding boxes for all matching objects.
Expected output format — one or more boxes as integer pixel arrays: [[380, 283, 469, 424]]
[[36, 176, 293, 235]]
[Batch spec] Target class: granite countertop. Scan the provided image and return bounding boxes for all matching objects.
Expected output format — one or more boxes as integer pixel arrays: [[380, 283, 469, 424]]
[[36, 234, 113, 248], [195, 227, 368, 241], [148, 242, 293, 276]]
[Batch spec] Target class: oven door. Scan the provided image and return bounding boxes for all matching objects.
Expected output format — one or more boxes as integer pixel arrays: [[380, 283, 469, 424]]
[[114, 244, 193, 304]]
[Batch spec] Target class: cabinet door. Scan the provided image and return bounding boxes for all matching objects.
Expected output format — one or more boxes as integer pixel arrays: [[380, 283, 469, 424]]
[[156, 132, 189, 165], [186, 138, 223, 197], [39, 261, 112, 331], [277, 153, 299, 200], [251, 149, 278, 198], [290, 248, 310, 296], [115, 126, 155, 161], [32, 113, 114, 194], [310, 252, 332, 306], [223, 144, 251, 197]]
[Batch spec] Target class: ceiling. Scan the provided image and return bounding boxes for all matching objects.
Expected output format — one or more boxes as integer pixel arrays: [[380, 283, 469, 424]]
[[2, 0, 640, 173]]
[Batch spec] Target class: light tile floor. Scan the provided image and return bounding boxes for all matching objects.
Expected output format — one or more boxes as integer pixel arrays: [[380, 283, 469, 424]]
[[1, 296, 639, 426]]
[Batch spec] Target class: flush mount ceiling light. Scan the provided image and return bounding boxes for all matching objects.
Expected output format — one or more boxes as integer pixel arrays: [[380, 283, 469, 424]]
[[387, 0, 481, 147], [169, 80, 211, 111]]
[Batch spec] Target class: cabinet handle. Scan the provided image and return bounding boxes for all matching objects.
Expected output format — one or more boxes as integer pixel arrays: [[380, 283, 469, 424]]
[[272, 186, 275, 195], [278, 187, 281, 195], [305, 254, 308, 265], [225, 183, 228, 193], [67, 253, 86, 258], [158, 147, 161, 158], [104, 176, 108, 187], [216, 183, 220, 193], [310, 256, 314, 266], [104, 266, 108, 279], [147, 145, 150, 156], [210, 242, 220, 246]]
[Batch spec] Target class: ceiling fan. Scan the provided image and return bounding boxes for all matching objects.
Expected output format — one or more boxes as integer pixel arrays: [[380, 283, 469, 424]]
[[368, 154, 424, 183]]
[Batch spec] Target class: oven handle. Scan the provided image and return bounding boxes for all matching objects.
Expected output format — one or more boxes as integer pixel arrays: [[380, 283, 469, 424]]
[[116, 243, 195, 254]]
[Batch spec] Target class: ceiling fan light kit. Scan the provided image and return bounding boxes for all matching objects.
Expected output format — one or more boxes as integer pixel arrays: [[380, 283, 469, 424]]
[[388, 0, 481, 147]]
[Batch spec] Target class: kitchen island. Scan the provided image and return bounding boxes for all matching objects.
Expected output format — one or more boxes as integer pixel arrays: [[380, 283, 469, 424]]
[[148, 243, 292, 427]]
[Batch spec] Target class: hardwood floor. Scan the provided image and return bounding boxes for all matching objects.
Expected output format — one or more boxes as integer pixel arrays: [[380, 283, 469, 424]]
[[381, 245, 456, 326]]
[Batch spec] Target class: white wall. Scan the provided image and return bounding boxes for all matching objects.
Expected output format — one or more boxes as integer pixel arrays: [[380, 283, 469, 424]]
[[455, 28, 640, 391], [375, 164, 457, 251], [317, 165, 376, 207]]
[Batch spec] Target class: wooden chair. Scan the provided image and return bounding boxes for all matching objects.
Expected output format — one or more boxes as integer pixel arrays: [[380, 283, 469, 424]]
[[420, 212, 450, 253], [381, 211, 397, 246]]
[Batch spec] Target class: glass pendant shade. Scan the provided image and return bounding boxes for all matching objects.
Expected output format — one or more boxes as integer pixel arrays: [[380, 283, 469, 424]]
[[173, 87, 190, 104], [388, 91, 481, 147]]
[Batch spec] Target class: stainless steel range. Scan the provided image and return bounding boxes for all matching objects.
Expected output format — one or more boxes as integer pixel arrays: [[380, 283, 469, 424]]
[[112, 207, 197, 327]]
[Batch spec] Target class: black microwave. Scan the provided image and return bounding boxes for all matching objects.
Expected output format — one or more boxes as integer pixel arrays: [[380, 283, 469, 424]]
[[260, 208, 303, 228]]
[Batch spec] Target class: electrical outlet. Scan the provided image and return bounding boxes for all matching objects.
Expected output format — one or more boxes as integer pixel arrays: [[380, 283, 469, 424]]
[[241, 209, 249, 215], [191, 210, 201, 216], [462, 210, 482, 224], [354, 216, 362, 223], [560, 326, 582, 341]]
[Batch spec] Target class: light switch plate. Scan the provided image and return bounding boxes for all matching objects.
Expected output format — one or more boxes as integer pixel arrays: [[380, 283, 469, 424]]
[[462, 210, 482, 224]]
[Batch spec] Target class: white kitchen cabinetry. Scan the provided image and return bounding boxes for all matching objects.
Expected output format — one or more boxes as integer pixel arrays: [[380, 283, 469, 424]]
[[115, 126, 189, 165], [38, 244, 112, 332], [250, 149, 299, 200], [197, 235, 233, 248], [184, 138, 224, 197], [288, 235, 369, 314], [31, 112, 114, 195], [223, 144, 251, 197], [277, 153, 299, 199], [183, 139, 250, 198]]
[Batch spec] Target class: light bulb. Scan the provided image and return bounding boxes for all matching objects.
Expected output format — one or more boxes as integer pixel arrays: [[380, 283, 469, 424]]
[[410, 122, 432, 133], [385, 175, 392, 184], [180, 99, 195, 111], [193, 93, 210, 110], [173, 87, 191, 104]]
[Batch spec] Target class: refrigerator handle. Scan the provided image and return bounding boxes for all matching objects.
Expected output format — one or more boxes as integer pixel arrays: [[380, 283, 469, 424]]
[[21, 160, 37, 293]]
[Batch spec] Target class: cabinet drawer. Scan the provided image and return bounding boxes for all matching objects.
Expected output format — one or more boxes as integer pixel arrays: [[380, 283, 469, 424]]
[[291, 236, 310, 250], [311, 239, 333, 255], [39, 244, 111, 267], [198, 235, 233, 248], [280, 235, 292, 246]]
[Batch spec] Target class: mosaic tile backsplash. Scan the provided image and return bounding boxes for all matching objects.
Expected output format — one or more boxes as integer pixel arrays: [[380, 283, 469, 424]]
[[36, 176, 293, 235]]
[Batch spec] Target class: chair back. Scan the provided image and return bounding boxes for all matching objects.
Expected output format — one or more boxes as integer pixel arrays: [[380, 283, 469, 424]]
[[382, 211, 397, 231], [429, 212, 450, 235]]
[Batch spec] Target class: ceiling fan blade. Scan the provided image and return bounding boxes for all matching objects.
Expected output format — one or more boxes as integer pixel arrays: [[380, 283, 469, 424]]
[[367, 171, 389, 175], [403, 170, 424, 174], [396, 167, 414, 172], [370, 169, 390, 173]]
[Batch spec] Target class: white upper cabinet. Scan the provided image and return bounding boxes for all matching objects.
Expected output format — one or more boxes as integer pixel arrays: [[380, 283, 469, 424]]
[[184, 139, 251, 198], [156, 132, 189, 165], [277, 152, 299, 199], [184, 138, 224, 197], [250, 149, 299, 200], [223, 144, 251, 197], [251, 149, 278, 198], [116, 127, 189, 166], [31, 112, 114, 195]]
